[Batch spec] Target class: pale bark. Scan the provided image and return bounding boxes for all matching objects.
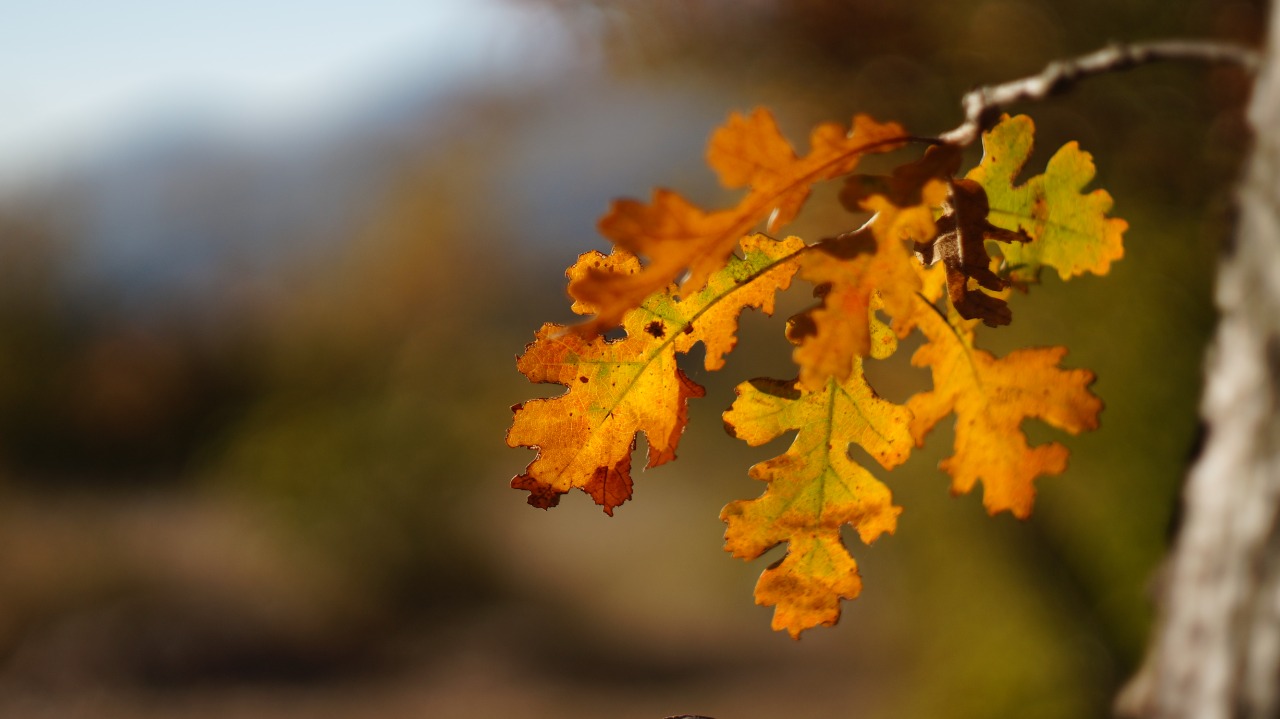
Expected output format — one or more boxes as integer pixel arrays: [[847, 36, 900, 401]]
[[1120, 8, 1280, 718], [939, 40, 1260, 147]]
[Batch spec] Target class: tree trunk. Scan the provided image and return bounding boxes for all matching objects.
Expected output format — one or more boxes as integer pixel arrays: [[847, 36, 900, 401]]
[[1121, 8, 1280, 718]]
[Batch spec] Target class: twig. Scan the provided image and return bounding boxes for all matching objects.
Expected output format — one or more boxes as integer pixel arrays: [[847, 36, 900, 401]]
[[939, 39, 1262, 147]]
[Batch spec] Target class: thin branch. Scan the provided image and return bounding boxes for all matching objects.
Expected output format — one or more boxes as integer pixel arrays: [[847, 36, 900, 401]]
[[939, 39, 1262, 146]]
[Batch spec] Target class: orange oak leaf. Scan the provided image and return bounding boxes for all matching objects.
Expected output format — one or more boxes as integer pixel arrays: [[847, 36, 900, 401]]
[[707, 108, 903, 231], [508, 234, 803, 514], [721, 359, 911, 638], [788, 180, 946, 391], [905, 299, 1102, 517], [965, 114, 1127, 283], [571, 109, 908, 333]]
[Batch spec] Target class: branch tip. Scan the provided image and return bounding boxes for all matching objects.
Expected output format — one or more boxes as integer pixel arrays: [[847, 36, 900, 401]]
[[938, 39, 1262, 147]]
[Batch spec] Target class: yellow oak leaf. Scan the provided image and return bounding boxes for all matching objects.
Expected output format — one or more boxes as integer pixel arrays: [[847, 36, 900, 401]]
[[571, 109, 907, 333], [788, 180, 945, 391], [905, 299, 1102, 517], [509, 235, 803, 514], [966, 114, 1127, 283], [721, 359, 911, 637]]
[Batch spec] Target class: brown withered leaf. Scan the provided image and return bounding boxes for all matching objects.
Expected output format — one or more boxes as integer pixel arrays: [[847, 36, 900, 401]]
[[918, 178, 1031, 327], [839, 143, 962, 210]]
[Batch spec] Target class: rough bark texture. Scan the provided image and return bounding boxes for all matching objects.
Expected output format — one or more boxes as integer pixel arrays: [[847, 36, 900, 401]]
[[1121, 9, 1280, 719]]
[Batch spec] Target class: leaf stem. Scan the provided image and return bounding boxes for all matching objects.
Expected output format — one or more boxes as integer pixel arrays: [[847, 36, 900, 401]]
[[939, 39, 1261, 147], [597, 242, 805, 418]]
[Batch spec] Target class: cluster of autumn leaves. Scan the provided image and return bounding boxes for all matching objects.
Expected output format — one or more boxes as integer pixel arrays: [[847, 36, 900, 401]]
[[507, 109, 1126, 637]]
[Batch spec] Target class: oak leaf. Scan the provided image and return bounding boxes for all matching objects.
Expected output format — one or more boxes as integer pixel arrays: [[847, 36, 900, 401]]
[[722, 359, 911, 638], [509, 106, 1122, 637], [508, 235, 802, 514], [571, 109, 907, 332], [918, 178, 1031, 327], [966, 114, 1127, 283], [788, 180, 945, 391], [905, 300, 1102, 517], [839, 143, 962, 210]]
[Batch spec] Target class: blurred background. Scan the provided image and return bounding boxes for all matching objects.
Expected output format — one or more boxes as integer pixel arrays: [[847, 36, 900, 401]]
[[0, 1, 1264, 717]]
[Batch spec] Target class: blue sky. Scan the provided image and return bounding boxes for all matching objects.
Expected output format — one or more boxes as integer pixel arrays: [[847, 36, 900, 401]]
[[0, 0, 573, 185]]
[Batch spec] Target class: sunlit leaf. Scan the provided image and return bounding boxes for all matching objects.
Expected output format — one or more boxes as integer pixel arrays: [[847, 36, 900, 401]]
[[509, 235, 802, 513], [789, 180, 945, 391], [571, 109, 907, 332], [966, 114, 1127, 283], [511, 107, 1122, 636], [722, 359, 910, 637], [905, 299, 1102, 517]]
